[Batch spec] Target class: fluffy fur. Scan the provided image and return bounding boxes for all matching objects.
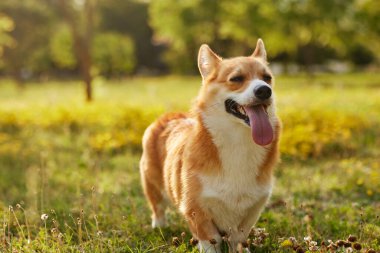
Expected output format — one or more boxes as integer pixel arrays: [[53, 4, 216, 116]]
[[140, 39, 281, 252]]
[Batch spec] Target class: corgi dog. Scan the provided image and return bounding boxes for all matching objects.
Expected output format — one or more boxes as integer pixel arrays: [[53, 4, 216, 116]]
[[140, 39, 281, 252]]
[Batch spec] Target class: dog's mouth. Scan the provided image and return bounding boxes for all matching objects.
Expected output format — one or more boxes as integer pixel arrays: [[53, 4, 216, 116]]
[[225, 99, 273, 146], [225, 99, 251, 125]]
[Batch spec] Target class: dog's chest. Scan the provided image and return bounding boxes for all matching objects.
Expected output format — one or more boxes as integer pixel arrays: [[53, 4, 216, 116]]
[[199, 135, 272, 210], [200, 152, 272, 212], [199, 112, 274, 225]]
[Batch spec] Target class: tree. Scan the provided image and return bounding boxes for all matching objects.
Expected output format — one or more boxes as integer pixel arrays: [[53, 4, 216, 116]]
[[149, 0, 378, 73], [354, 0, 380, 62], [149, 0, 225, 74], [50, 28, 136, 78], [0, 13, 14, 69], [98, 0, 164, 73], [49, 24, 77, 70], [58, 0, 95, 101], [1, 1, 54, 84], [92, 32, 135, 77]]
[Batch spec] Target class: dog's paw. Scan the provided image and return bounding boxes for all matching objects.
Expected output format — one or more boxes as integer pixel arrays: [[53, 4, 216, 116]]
[[151, 216, 166, 228], [198, 240, 222, 253], [236, 242, 251, 253]]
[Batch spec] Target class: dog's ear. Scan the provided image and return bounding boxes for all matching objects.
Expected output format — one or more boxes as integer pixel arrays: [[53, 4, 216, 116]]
[[198, 44, 221, 80], [252, 38, 267, 62]]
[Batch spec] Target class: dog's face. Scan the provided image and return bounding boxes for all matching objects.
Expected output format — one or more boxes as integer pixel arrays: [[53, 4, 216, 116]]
[[197, 39, 276, 146]]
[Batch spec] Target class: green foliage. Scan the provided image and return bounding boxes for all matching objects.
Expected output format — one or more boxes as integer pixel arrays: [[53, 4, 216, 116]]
[[0, 1, 54, 78], [149, 0, 379, 73], [1, 0, 379, 77], [50, 28, 136, 76], [280, 109, 370, 159], [0, 14, 14, 70], [98, 0, 162, 70], [348, 44, 375, 66], [354, 0, 380, 59], [92, 32, 135, 77], [49, 25, 77, 69], [0, 13, 14, 57], [149, 0, 221, 73]]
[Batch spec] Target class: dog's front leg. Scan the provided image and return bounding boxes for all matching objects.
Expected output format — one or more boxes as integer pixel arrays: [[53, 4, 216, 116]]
[[238, 195, 269, 235], [182, 203, 221, 253], [198, 240, 222, 253]]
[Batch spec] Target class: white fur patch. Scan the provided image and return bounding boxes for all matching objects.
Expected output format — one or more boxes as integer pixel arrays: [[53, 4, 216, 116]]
[[151, 203, 167, 228], [151, 216, 166, 228], [230, 79, 271, 106], [199, 82, 277, 238], [198, 239, 222, 253], [184, 118, 196, 126]]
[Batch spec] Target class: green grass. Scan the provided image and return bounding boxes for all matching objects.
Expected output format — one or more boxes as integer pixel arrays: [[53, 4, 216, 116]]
[[0, 74, 379, 252]]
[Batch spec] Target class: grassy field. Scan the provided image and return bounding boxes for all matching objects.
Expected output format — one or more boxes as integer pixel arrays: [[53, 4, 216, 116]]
[[0, 73, 379, 252]]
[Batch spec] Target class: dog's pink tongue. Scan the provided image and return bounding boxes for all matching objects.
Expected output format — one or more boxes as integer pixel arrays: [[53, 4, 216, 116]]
[[244, 105, 273, 146]]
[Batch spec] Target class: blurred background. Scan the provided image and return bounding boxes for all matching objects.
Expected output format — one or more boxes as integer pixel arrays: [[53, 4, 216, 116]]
[[0, 0, 379, 252], [0, 0, 379, 90]]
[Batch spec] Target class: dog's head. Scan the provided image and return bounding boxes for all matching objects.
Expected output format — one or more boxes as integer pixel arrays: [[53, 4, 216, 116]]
[[196, 39, 277, 146]]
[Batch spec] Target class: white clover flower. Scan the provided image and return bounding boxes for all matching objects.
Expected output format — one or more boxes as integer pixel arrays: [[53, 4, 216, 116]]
[[41, 214, 49, 221], [310, 241, 318, 246], [304, 236, 312, 243], [345, 247, 353, 253], [289, 237, 298, 244], [309, 245, 318, 252], [256, 228, 265, 233]]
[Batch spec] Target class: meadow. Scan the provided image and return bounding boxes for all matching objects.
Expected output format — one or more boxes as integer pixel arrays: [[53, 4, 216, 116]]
[[0, 73, 379, 252]]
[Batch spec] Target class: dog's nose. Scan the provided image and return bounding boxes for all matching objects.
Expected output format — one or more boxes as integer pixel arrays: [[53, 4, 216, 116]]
[[254, 85, 272, 100]]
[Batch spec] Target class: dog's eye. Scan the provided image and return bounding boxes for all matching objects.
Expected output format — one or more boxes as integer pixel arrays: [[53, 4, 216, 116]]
[[229, 75, 245, 83], [263, 74, 272, 83]]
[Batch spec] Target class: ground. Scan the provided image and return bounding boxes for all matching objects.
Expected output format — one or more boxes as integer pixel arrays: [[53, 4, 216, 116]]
[[0, 73, 379, 252]]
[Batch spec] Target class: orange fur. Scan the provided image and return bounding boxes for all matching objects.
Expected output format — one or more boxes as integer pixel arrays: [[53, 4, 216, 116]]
[[140, 39, 281, 252]]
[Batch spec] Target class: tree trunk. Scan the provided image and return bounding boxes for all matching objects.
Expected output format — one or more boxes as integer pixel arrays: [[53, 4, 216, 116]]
[[282, 61, 289, 75], [12, 70, 25, 89], [58, 0, 94, 102], [83, 0, 94, 102], [83, 55, 93, 101], [73, 36, 93, 101], [302, 44, 315, 77]]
